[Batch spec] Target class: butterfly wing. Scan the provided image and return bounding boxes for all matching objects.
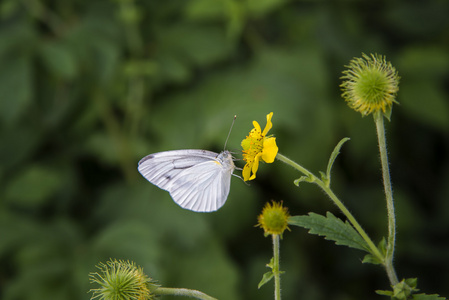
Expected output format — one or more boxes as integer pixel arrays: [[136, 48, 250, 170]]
[[138, 150, 234, 212]]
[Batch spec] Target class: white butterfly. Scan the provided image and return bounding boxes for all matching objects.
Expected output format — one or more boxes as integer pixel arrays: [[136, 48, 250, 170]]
[[138, 149, 235, 212]]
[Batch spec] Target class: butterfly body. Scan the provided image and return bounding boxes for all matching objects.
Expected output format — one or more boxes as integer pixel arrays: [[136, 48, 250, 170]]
[[138, 150, 235, 212]]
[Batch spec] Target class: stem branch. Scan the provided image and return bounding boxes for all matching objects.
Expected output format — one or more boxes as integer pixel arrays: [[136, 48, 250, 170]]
[[276, 153, 383, 262]]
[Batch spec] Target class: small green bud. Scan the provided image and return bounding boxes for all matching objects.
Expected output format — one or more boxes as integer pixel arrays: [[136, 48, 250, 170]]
[[257, 201, 290, 237], [89, 259, 159, 300]]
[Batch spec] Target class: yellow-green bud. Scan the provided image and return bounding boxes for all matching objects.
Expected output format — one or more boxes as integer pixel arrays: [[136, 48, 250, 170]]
[[89, 259, 158, 300], [257, 201, 290, 237], [340, 53, 400, 119]]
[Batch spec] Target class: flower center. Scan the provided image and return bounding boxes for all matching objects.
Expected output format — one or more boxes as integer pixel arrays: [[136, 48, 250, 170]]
[[242, 131, 264, 163]]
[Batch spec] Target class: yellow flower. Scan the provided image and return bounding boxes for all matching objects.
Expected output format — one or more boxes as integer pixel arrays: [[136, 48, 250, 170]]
[[257, 201, 290, 237], [241, 112, 278, 181]]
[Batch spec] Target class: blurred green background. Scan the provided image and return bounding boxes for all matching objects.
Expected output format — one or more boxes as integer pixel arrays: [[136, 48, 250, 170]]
[[1, 0, 448, 299]]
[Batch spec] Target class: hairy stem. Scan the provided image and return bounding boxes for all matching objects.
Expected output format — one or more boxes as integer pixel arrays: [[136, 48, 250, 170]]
[[155, 287, 218, 300], [272, 234, 282, 300], [374, 112, 399, 285]]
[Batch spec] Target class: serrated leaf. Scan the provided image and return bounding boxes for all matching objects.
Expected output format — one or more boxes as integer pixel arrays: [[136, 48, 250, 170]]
[[288, 212, 370, 252], [412, 294, 447, 300], [258, 271, 274, 289]]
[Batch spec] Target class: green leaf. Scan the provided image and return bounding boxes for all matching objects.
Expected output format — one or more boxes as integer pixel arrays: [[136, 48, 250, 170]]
[[378, 237, 387, 256], [293, 174, 315, 186], [376, 289, 393, 296], [258, 271, 274, 289], [362, 238, 387, 264], [405, 278, 418, 289], [362, 253, 383, 265], [319, 171, 328, 186], [383, 104, 393, 121], [266, 257, 275, 269], [376, 278, 446, 300], [288, 212, 370, 252], [324, 137, 350, 186], [386, 278, 421, 299], [412, 294, 447, 300]]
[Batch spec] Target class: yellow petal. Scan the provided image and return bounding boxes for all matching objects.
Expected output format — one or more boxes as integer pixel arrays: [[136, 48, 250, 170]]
[[261, 137, 278, 163], [242, 163, 252, 181], [262, 112, 273, 136], [249, 153, 262, 180], [252, 121, 261, 135]]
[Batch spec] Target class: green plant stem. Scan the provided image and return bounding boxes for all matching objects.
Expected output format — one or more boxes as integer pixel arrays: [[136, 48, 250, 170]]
[[155, 287, 218, 300], [374, 112, 399, 285], [275, 153, 384, 262], [272, 234, 282, 300]]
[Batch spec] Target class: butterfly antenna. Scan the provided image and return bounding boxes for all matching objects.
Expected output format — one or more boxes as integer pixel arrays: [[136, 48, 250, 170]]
[[224, 115, 237, 150]]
